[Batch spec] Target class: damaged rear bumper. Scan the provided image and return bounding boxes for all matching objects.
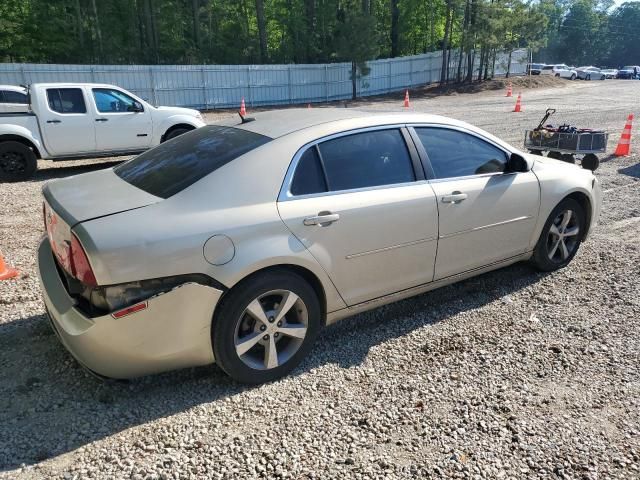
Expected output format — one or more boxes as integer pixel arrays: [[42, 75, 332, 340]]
[[36, 238, 222, 379]]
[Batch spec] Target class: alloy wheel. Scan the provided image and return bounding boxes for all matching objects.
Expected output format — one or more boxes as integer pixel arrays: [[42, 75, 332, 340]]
[[234, 290, 308, 370], [546, 209, 580, 263]]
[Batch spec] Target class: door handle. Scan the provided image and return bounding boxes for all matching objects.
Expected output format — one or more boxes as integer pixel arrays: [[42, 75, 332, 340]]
[[441, 191, 468, 204], [46, 120, 61, 124], [95, 118, 109, 122], [303, 211, 340, 226]]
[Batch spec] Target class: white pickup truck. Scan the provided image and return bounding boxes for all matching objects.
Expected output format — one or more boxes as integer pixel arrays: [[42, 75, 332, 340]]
[[0, 83, 206, 181]]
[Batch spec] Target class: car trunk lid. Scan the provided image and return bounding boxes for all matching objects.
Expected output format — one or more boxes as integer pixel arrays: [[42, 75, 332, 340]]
[[43, 168, 161, 226]]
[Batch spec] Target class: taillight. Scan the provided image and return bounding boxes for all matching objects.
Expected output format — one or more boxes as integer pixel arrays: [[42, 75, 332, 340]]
[[69, 234, 97, 287]]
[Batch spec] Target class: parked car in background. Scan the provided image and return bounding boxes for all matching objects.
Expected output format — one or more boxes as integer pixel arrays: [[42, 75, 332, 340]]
[[526, 63, 545, 75], [617, 66, 640, 79], [576, 66, 606, 80], [0, 83, 206, 182], [540, 64, 577, 80], [601, 68, 618, 79], [0, 85, 29, 113], [37, 109, 602, 383]]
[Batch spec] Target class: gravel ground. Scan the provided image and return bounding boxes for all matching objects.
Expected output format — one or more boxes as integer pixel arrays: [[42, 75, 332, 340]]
[[1, 79, 639, 479]]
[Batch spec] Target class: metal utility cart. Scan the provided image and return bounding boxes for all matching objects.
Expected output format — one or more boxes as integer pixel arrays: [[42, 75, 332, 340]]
[[524, 109, 607, 171]]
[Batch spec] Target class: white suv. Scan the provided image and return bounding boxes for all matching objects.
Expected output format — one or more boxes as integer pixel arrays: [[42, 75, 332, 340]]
[[541, 64, 577, 80]]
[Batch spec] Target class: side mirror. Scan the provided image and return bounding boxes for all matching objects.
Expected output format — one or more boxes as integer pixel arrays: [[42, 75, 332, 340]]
[[506, 153, 529, 173], [130, 101, 144, 113]]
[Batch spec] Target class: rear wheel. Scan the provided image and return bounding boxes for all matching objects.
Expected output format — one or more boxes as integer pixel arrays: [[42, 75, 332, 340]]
[[0, 141, 37, 182], [531, 198, 586, 271], [212, 270, 322, 384]]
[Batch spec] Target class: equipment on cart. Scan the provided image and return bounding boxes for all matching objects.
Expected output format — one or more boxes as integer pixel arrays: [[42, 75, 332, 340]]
[[524, 108, 605, 171]]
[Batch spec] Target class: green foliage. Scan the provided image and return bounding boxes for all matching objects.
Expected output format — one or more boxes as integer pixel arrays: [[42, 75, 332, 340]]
[[0, 0, 634, 73]]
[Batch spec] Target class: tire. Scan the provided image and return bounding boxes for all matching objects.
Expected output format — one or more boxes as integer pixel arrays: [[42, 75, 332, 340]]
[[586, 74, 591, 81], [163, 126, 192, 142], [0, 141, 38, 182], [531, 198, 586, 272], [582, 153, 599, 171], [212, 270, 322, 384], [555, 74, 560, 78], [561, 154, 575, 164], [570, 74, 576, 80]]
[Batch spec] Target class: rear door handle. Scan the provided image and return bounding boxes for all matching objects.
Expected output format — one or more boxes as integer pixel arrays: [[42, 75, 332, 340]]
[[95, 118, 109, 122], [46, 120, 61, 124], [441, 192, 468, 204], [303, 211, 340, 226]]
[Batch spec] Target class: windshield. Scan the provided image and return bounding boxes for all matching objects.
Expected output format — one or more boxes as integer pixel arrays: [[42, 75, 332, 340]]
[[114, 126, 272, 198]]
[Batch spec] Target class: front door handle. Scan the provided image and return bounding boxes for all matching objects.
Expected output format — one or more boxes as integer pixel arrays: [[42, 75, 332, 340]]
[[441, 191, 468, 204], [46, 120, 61, 124], [303, 211, 340, 226], [95, 118, 109, 122]]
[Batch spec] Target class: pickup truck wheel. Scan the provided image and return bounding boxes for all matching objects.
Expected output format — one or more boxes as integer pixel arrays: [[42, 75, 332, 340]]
[[163, 127, 192, 142], [0, 141, 37, 182]]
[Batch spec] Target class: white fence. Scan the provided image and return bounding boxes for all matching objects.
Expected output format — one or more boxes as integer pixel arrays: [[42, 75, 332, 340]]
[[0, 50, 527, 109]]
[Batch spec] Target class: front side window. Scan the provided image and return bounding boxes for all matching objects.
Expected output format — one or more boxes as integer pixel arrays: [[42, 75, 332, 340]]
[[415, 127, 508, 179], [47, 88, 86, 114], [1, 90, 27, 104], [316, 129, 415, 192], [115, 126, 272, 198], [93, 88, 140, 113]]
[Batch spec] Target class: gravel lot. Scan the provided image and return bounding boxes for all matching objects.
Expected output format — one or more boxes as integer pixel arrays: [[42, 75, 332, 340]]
[[1, 79, 639, 479]]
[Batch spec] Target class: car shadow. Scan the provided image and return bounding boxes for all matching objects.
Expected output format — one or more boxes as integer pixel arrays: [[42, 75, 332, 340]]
[[0, 262, 548, 470], [618, 162, 640, 179], [30, 160, 125, 182]]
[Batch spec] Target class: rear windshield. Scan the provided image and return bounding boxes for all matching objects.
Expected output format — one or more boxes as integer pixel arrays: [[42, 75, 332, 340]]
[[114, 126, 272, 198]]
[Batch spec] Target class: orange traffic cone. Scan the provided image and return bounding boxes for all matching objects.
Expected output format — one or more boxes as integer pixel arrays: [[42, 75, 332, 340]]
[[239, 97, 247, 116], [513, 93, 522, 112], [506, 83, 513, 97], [614, 114, 634, 156], [403, 90, 410, 108], [0, 252, 18, 281]]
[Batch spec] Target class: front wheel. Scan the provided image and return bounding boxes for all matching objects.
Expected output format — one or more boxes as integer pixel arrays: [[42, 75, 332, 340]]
[[212, 270, 322, 384], [163, 126, 193, 142], [531, 198, 586, 272], [0, 141, 38, 182], [570, 74, 576, 80]]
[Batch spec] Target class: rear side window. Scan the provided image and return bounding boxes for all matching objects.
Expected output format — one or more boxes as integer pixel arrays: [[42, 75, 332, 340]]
[[542, 65, 554, 70], [47, 88, 86, 114], [290, 147, 327, 196], [317, 129, 415, 192], [1, 90, 27, 103], [415, 127, 507, 179], [115, 126, 272, 198]]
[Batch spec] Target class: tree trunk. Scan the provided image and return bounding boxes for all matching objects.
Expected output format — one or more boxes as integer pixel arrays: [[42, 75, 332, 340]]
[[506, 49, 513, 78], [192, 0, 201, 50], [305, 0, 316, 62], [477, 48, 484, 82], [74, 0, 84, 50], [255, 0, 268, 62], [351, 61, 357, 100], [390, 0, 400, 57], [440, 0, 453, 84], [90, 0, 104, 62], [457, 0, 470, 82]]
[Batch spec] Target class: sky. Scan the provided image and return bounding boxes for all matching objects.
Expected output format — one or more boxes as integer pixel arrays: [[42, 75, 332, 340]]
[[612, 0, 638, 7]]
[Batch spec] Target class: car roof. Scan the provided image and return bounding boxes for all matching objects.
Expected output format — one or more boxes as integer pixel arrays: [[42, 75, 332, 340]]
[[216, 108, 491, 141], [28, 82, 122, 89], [0, 84, 27, 92]]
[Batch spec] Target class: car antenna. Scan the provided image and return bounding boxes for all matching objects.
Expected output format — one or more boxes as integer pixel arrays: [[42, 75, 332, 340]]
[[238, 112, 255, 124]]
